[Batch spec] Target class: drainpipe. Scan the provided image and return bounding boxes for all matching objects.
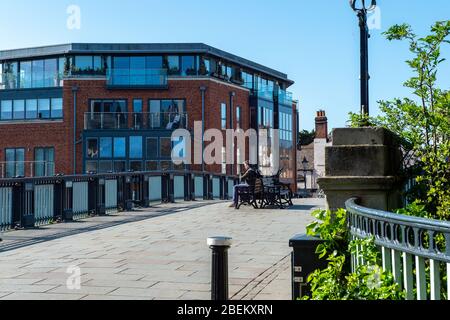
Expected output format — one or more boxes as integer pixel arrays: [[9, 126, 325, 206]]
[[229, 91, 235, 175], [72, 86, 79, 175], [200, 86, 207, 173]]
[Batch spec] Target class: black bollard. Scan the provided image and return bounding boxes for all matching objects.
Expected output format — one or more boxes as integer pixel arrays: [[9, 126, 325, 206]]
[[208, 236, 232, 301]]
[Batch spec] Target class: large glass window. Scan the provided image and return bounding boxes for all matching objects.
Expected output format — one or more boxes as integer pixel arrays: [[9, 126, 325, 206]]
[[32, 60, 45, 88], [114, 137, 126, 158], [160, 138, 172, 158], [20, 61, 32, 88], [74, 56, 104, 75], [130, 57, 146, 85], [129, 136, 143, 159], [34, 147, 55, 177], [5, 148, 25, 178], [26, 99, 38, 119], [149, 100, 161, 128], [236, 106, 242, 128], [146, 138, 158, 159], [13, 100, 25, 119], [166, 56, 180, 75], [51, 98, 63, 118], [198, 56, 210, 76], [221, 103, 227, 129], [38, 99, 50, 119], [44, 59, 58, 87], [242, 71, 253, 89], [100, 137, 113, 158], [0, 100, 12, 120], [3, 62, 18, 89], [181, 56, 196, 76], [146, 56, 163, 69], [87, 138, 98, 158]]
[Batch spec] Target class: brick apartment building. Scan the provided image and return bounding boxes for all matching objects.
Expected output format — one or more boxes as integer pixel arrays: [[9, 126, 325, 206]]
[[0, 43, 298, 189]]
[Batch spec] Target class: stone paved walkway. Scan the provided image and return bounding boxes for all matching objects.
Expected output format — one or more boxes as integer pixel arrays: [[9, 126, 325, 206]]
[[0, 198, 324, 300]]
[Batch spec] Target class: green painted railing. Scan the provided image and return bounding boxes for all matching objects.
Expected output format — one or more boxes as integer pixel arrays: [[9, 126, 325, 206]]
[[346, 198, 450, 300]]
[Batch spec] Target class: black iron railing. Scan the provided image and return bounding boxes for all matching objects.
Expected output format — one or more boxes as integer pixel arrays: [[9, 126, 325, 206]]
[[0, 171, 238, 232]]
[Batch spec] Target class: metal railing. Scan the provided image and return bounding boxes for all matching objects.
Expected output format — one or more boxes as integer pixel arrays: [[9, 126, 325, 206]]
[[0, 161, 55, 179], [346, 198, 450, 300], [0, 170, 238, 231], [84, 112, 188, 130], [106, 68, 168, 87]]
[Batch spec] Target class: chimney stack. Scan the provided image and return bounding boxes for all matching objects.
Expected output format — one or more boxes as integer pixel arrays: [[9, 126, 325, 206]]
[[315, 110, 328, 140]]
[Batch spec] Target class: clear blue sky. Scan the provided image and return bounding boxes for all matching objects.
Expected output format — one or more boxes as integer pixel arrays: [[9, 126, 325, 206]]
[[1, 0, 449, 131]]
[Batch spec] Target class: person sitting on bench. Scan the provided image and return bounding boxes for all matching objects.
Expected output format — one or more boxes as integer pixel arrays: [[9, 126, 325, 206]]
[[229, 161, 258, 208]]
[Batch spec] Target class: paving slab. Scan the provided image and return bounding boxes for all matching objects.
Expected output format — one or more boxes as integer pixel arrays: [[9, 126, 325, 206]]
[[0, 198, 324, 300]]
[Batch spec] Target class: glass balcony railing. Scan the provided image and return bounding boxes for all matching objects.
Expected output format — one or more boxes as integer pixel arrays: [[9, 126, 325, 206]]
[[277, 89, 293, 106], [0, 73, 64, 90], [0, 161, 55, 178], [106, 68, 168, 88], [84, 112, 188, 130]]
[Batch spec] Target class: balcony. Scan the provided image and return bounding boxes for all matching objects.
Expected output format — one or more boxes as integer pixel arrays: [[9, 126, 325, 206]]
[[277, 89, 293, 106], [106, 68, 168, 89], [84, 112, 188, 131], [0, 161, 55, 179]]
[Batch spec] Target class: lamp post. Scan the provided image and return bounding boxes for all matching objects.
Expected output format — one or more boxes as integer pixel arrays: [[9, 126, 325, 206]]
[[349, 0, 377, 118], [302, 157, 309, 190]]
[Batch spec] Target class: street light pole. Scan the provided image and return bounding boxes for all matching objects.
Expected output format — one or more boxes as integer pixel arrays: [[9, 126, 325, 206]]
[[350, 0, 377, 118]]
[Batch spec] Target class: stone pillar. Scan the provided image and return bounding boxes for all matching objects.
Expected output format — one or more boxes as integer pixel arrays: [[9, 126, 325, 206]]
[[318, 127, 403, 212]]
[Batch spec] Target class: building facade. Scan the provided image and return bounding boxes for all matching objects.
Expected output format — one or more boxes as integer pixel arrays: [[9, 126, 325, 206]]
[[0, 43, 297, 189], [297, 110, 330, 192]]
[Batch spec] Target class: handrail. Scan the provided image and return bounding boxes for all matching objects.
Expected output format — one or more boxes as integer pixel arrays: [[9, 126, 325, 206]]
[[346, 197, 450, 300]]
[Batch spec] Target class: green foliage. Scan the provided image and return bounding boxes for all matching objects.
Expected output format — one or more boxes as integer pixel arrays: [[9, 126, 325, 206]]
[[305, 210, 404, 300], [306, 238, 404, 300], [306, 209, 349, 259], [347, 112, 378, 128], [357, 20, 450, 220], [298, 129, 316, 147]]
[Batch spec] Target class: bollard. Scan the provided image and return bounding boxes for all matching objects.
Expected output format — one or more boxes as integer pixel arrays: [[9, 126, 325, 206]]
[[289, 234, 327, 300], [208, 236, 232, 301]]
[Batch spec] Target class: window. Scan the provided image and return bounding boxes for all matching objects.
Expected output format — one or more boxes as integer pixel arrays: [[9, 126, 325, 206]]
[[3, 62, 18, 89], [38, 99, 50, 119], [160, 138, 172, 158], [100, 137, 112, 158], [221, 103, 227, 129], [166, 56, 180, 75], [149, 100, 161, 128], [161, 160, 172, 171], [26, 100, 38, 119], [113, 137, 126, 158], [34, 147, 55, 177], [236, 106, 242, 128], [130, 57, 146, 85], [242, 71, 253, 89], [129, 136, 143, 159], [85, 161, 98, 173], [114, 161, 126, 173], [198, 56, 210, 76], [146, 138, 158, 159], [51, 98, 63, 118], [13, 100, 25, 119], [87, 138, 98, 158], [0, 100, 12, 120], [146, 56, 163, 69], [133, 99, 143, 113], [74, 56, 104, 74], [5, 148, 25, 178], [145, 161, 158, 171], [20, 61, 32, 88], [129, 161, 143, 172], [181, 56, 196, 76], [99, 161, 113, 173]]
